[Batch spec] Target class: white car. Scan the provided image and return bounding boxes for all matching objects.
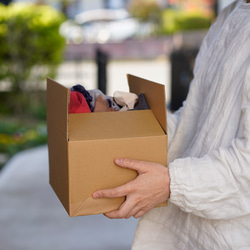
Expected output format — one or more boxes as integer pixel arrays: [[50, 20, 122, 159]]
[[60, 9, 141, 44]]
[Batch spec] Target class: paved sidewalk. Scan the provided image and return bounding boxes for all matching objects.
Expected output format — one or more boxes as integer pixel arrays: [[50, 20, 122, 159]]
[[0, 146, 138, 250]]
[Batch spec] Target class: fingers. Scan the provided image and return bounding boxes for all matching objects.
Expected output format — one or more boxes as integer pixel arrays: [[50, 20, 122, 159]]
[[114, 158, 156, 174], [104, 195, 147, 219], [92, 159, 170, 219], [93, 158, 151, 199], [93, 182, 145, 219], [92, 181, 131, 199], [104, 201, 131, 219], [104, 209, 146, 219], [92, 187, 124, 199]]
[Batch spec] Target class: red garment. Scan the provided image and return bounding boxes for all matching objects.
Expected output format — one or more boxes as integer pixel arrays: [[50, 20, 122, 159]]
[[69, 91, 91, 114]]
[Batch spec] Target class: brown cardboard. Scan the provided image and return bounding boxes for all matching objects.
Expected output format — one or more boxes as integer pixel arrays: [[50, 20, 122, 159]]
[[47, 74, 168, 217]]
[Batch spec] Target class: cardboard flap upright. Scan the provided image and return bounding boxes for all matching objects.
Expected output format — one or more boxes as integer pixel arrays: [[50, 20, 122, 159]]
[[47, 74, 168, 217]]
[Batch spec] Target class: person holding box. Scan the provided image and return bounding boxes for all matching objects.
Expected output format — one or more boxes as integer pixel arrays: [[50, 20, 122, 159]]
[[93, 0, 250, 248]]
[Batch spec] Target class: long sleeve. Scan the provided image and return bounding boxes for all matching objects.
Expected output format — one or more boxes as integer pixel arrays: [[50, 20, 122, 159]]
[[167, 108, 183, 145], [167, 1, 239, 152], [169, 66, 250, 220], [133, 2, 250, 249]]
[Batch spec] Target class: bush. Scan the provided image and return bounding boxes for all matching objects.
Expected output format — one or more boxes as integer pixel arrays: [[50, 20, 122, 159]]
[[129, 0, 161, 24], [0, 117, 47, 169], [160, 9, 213, 35], [0, 90, 47, 118], [0, 3, 66, 93], [0, 3, 64, 167]]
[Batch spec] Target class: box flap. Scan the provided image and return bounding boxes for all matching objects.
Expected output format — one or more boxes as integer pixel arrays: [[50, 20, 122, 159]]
[[127, 74, 167, 134], [46, 78, 70, 140], [46, 78, 70, 212]]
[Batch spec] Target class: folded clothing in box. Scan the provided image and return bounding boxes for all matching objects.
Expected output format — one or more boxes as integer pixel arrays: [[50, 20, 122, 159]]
[[69, 84, 150, 114]]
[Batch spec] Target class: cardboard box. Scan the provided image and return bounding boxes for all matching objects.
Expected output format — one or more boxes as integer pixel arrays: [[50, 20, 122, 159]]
[[47, 74, 168, 217]]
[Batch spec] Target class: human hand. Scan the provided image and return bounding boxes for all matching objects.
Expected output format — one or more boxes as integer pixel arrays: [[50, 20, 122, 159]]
[[92, 158, 170, 219]]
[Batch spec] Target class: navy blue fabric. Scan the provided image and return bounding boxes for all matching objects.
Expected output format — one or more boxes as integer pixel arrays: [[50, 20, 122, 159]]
[[134, 93, 150, 110], [71, 84, 94, 112]]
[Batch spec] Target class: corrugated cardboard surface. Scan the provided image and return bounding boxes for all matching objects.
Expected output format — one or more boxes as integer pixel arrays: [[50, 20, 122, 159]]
[[47, 75, 168, 217], [47, 78, 70, 213], [68, 135, 167, 216], [68, 110, 163, 141], [127, 74, 167, 133]]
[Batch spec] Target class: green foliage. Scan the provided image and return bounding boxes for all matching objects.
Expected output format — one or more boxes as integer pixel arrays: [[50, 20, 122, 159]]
[[160, 9, 213, 35], [0, 91, 47, 118], [0, 3, 66, 92], [0, 3, 61, 166], [129, 0, 162, 24], [0, 91, 47, 169], [128, 2, 213, 36], [0, 117, 47, 168]]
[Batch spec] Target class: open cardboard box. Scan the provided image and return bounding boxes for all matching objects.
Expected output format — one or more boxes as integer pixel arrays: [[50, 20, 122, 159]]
[[47, 74, 168, 217]]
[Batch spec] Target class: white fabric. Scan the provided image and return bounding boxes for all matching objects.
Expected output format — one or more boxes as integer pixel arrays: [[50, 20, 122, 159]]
[[113, 91, 138, 111], [132, 1, 250, 249]]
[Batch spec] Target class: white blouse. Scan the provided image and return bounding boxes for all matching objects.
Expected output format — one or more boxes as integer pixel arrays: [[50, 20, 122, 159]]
[[133, 0, 250, 249]]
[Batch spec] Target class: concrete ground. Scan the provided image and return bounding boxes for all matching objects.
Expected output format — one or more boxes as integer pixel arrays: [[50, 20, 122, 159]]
[[0, 146, 138, 250], [0, 58, 170, 250]]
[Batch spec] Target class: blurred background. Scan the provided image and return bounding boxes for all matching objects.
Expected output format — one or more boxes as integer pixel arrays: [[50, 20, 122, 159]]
[[0, 0, 235, 249], [0, 0, 235, 169]]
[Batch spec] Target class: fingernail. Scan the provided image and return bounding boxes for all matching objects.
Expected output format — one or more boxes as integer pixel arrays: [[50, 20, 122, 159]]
[[93, 192, 99, 199], [115, 158, 123, 164]]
